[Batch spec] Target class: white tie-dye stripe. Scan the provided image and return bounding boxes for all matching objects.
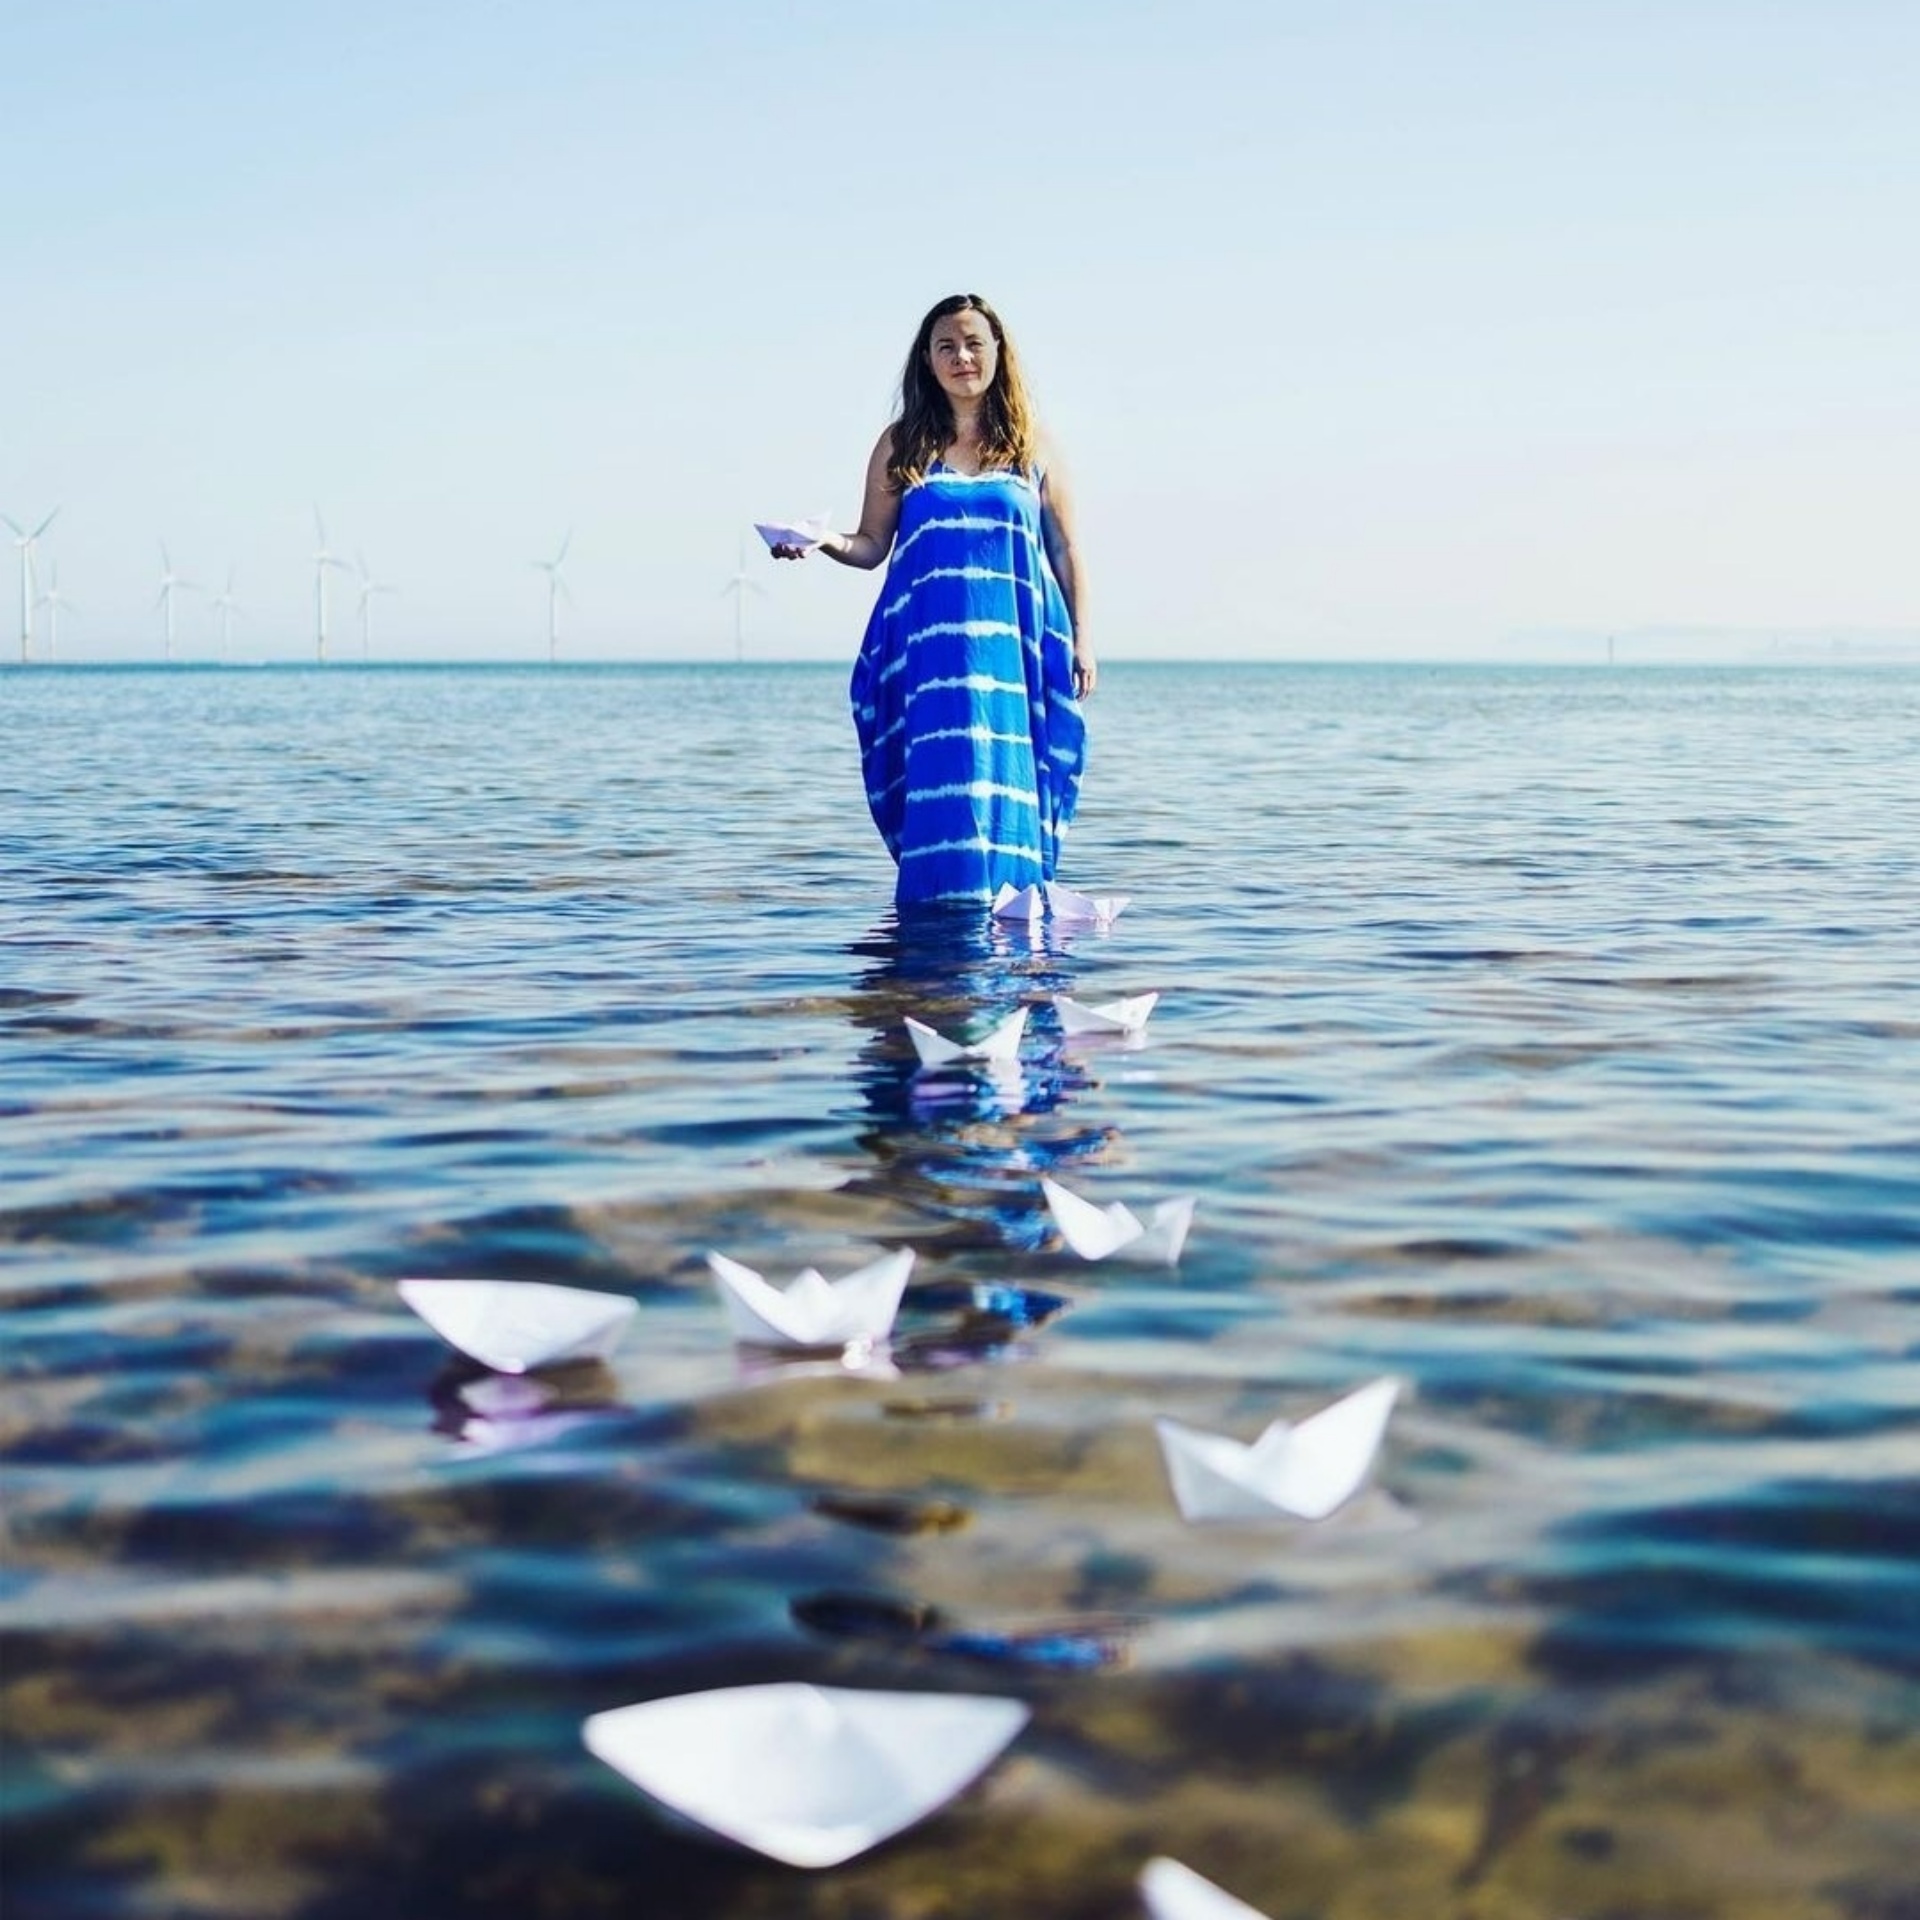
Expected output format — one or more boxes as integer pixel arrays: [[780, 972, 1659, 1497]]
[[891, 513, 1012, 568]]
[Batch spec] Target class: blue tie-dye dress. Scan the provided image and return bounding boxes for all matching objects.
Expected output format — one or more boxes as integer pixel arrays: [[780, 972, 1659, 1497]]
[[849, 462, 1087, 906]]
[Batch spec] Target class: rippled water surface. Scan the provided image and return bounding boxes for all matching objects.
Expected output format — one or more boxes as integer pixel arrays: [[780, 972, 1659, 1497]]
[[3, 662, 1917, 1920]]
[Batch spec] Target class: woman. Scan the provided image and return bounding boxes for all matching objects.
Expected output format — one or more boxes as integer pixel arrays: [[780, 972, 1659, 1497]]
[[774, 293, 1095, 906]]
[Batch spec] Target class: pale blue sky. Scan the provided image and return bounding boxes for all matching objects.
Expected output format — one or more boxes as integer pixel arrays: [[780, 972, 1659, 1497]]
[[4, 0, 1915, 663]]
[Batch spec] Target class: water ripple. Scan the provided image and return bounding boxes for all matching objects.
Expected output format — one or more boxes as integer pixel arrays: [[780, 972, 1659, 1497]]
[[2, 663, 1917, 1918]]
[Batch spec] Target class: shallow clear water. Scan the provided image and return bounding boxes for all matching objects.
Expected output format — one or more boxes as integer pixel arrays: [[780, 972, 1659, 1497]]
[[2, 662, 1916, 1919]]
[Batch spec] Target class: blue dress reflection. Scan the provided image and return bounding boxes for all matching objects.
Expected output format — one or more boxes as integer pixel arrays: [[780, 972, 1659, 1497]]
[[839, 904, 1116, 1253]]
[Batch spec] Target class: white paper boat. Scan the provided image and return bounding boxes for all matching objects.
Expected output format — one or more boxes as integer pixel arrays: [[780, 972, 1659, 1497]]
[[582, 1682, 1029, 1868], [753, 514, 831, 551], [990, 881, 1048, 921], [397, 1278, 636, 1374], [1140, 1856, 1275, 1920], [904, 1005, 1028, 1068], [706, 1248, 914, 1349], [1044, 880, 1129, 927], [1040, 1176, 1194, 1265], [1156, 1376, 1401, 1522], [1054, 990, 1159, 1037]]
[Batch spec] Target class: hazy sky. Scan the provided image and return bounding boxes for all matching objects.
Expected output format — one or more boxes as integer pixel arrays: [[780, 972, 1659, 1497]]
[[4, 0, 1915, 663]]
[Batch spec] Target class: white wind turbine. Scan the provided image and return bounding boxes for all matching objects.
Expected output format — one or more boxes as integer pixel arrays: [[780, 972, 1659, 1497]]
[[209, 568, 242, 657], [534, 532, 571, 661], [354, 552, 397, 658], [155, 544, 197, 661], [312, 507, 352, 662], [3, 507, 59, 663], [36, 561, 75, 660], [721, 534, 765, 662]]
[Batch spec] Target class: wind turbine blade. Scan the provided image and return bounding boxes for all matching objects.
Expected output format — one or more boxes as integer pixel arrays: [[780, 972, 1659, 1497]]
[[34, 508, 60, 539], [314, 504, 329, 547], [0, 515, 21, 538], [554, 532, 572, 568]]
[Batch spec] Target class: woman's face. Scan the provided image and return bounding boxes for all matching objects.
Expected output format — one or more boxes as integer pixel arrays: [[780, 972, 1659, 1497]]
[[925, 309, 999, 405]]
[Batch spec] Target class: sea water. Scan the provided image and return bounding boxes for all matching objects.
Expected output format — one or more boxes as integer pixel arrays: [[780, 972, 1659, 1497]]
[[2, 662, 1916, 1919]]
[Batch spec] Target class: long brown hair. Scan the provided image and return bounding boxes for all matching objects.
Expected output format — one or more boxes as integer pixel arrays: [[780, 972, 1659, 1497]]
[[886, 293, 1039, 491]]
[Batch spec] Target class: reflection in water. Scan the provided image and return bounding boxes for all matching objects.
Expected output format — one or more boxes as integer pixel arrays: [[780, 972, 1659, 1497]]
[[889, 1279, 1075, 1370], [425, 1357, 627, 1455], [906, 1281, 1073, 1328], [732, 1340, 900, 1387], [791, 1589, 1140, 1672], [724, 1281, 1074, 1381], [841, 905, 1127, 1252]]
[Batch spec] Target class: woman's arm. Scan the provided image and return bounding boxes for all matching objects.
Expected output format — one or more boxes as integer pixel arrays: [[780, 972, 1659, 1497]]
[[1039, 440, 1097, 698], [772, 430, 900, 571]]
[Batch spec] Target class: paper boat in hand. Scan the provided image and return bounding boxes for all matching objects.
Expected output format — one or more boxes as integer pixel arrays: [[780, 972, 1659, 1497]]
[[397, 1278, 636, 1374], [753, 514, 831, 551], [990, 881, 1047, 921], [904, 1005, 1027, 1068], [1156, 1376, 1400, 1522], [581, 1682, 1029, 1868], [1141, 1857, 1275, 1920], [1045, 880, 1128, 927], [1054, 990, 1159, 1037], [1041, 1176, 1194, 1265], [706, 1248, 914, 1349]]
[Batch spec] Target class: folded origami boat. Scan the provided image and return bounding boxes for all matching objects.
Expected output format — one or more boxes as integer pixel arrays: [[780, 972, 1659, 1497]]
[[1155, 1377, 1401, 1522], [1140, 1856, 1276, 1920], [1044, 880, 1129, 927], [397, 1278, 636, 1374], [582, 1681, 1029, 1868], [904, 1005, 1028, 1068], [1053, 990, 1159, 1037], [990, 881, 1130, 927], [705, 1248, 914, 1349], [1040, 1175, 1194, 1265]]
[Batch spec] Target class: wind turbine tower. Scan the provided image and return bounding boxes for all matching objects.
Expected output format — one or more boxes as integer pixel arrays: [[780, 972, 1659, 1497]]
[[312, 508, 351, 662], [721, 535, 765, 663], [3, 507, 59, 663], [534, 533, 571, 662], [36, 562, 74, 660], [354, 553, 397, 658], [209, 569, 241, 657], [155, 544, 197, 661]]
